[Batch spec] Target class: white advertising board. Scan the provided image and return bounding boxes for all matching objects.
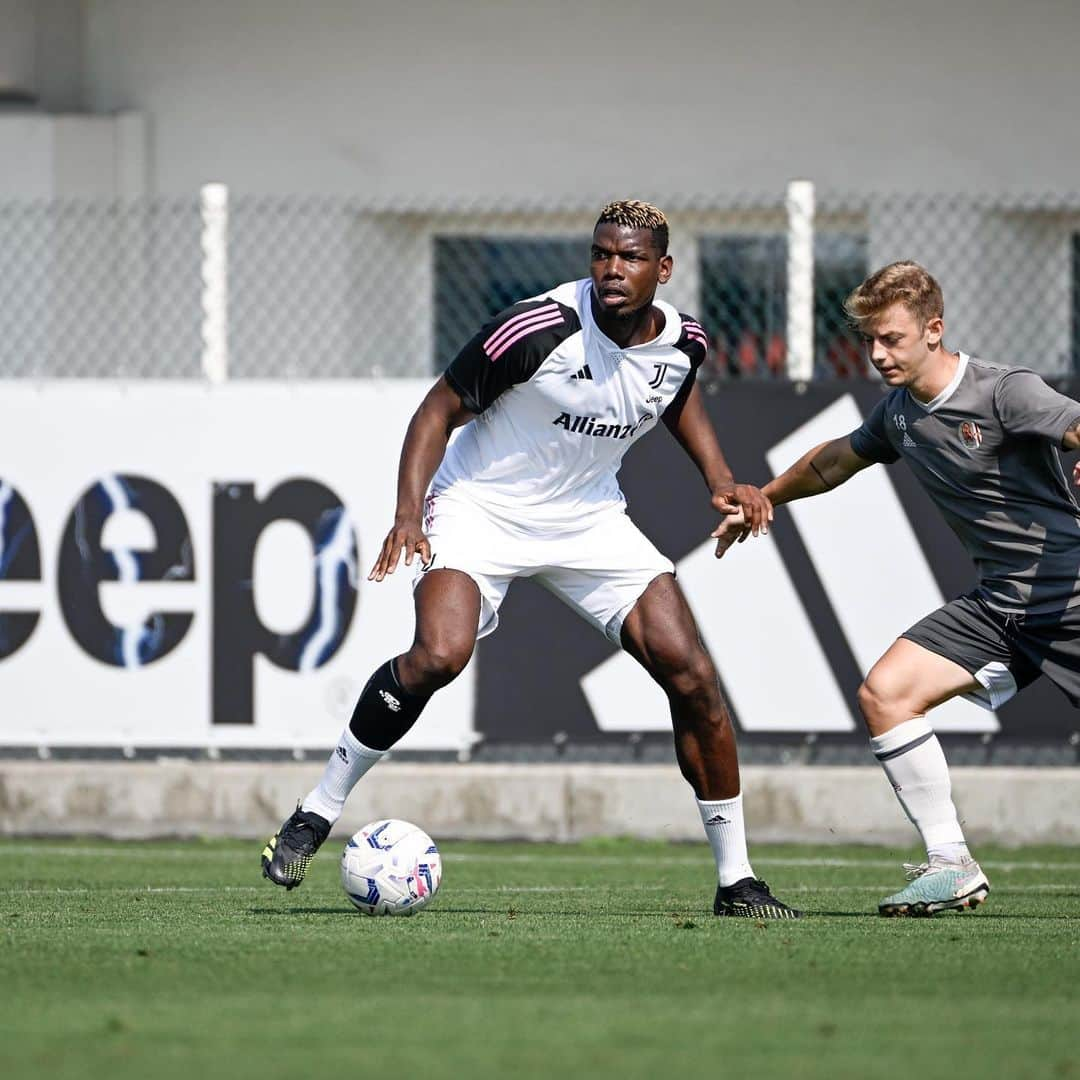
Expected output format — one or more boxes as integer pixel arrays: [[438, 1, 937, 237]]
[[0, 381, 475, 751]]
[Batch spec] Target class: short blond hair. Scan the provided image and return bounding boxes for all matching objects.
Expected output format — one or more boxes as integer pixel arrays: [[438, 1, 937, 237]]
[[844, 261, 944, 331], [595, 200, 669, 254]]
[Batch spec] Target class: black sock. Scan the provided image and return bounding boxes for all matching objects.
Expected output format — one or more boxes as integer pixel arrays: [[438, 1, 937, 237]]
[[348, 658, 432, 751]]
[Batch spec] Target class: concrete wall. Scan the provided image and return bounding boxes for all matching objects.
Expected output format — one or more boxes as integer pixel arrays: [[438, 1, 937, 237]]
[[71, 0, 1080, 199], [6, 2, 1078, 200], [3, 762, 1078, 846], [0, 111, 147, 197]]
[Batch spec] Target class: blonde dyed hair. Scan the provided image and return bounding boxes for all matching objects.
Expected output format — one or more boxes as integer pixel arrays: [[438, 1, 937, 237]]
[[844, 261, 944, 330], [595, 200, 669, 253]]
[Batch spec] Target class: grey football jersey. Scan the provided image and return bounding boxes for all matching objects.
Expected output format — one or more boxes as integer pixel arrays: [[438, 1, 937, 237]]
[[850, 352, 1080, 615]]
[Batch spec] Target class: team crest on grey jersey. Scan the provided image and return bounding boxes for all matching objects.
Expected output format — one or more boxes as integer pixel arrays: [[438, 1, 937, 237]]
[[959, 420, 982, 449]]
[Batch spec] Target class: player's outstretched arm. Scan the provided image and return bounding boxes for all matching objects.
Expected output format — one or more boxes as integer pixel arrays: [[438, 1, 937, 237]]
[[368, 377, 475, 582], [767, 434, 872, 506], [661, 379, 773, 537], [711, 436, 873, 558]]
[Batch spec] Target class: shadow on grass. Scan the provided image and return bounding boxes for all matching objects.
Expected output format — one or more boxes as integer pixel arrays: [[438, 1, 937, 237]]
[[250, 906, 702, 918], [249, 907, 358, 917], [962, 912, 1080, 921], [250, 905, 876, 920]]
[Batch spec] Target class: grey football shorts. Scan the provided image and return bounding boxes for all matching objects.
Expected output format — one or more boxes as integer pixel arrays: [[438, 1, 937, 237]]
[[902, 593, 1080, 710]]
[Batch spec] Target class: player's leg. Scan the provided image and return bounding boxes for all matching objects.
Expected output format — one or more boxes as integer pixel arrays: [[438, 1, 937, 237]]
[[860, 637, 980, 863], [262, 569, 481, 889], [860, 598, 1021, 914], [302, 568, 481, 816], [620, 574, 799, 918], [619, 574, 738, 797]]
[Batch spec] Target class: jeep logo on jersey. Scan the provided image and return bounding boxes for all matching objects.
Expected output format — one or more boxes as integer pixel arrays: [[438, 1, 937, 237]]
[[551, 413, 652, 439], [960, 421, 982, 449]]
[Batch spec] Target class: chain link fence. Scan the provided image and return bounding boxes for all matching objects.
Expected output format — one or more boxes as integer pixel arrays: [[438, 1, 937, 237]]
[[1, 190, 1078, 381]]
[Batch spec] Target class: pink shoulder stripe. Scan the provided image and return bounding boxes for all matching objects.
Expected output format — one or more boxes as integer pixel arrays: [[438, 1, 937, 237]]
[[483, 303, 561, 354], [488, 312, 565, 361]]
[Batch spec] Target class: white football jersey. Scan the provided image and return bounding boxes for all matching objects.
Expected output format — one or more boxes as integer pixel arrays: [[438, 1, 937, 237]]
[[432, 279, 708, 532]]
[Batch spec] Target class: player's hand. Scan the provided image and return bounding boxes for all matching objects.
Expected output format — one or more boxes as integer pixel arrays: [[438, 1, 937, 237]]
[[711, 483, 773, 537], [710, 508, 750, 559], [368, 516, 432, 582]]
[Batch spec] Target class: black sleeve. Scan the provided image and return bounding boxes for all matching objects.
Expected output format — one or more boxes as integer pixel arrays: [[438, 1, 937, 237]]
[[444, 300, 579, 413], [848, 396, 901, 464], [675, 314, 709, 371], [660, 314, 708, 416]]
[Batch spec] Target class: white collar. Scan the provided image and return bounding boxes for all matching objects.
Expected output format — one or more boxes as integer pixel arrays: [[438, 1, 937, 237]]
[[908, 352, 968, 413], [580, 279, 681, 351]]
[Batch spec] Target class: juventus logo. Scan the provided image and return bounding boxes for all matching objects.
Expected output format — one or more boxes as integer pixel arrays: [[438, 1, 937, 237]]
[[648, 364, 668, 389]]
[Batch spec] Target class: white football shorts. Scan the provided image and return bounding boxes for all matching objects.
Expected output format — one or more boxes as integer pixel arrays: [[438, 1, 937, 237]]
[[414, 493, 673, 645]]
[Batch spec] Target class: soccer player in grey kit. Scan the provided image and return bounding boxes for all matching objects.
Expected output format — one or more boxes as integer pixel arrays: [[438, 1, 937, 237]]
[[715, 261, 1080, 916]]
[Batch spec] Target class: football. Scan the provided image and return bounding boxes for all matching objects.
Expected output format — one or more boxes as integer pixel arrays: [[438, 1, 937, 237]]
[[340, 819, 442, 916]]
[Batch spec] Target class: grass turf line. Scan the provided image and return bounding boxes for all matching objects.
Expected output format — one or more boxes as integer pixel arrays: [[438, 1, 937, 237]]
[[1, 838, 1078, 1080]]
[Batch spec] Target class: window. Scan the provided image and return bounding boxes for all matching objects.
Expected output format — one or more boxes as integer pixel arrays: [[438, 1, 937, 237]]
[[699, 233, 867, 378], [434, 237, 588, 371], [432, 230, 868, 378]]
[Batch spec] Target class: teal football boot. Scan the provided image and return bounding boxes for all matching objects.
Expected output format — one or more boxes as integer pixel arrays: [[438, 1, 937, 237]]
[[879, 856, 990, 917]]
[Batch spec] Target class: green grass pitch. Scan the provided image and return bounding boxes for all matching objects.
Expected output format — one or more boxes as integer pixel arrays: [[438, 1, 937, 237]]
[[2, 837, 1078, 1079]]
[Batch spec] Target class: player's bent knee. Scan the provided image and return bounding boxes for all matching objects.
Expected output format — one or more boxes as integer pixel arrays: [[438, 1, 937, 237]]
[[405, 638, 473, 690], [856, 679, 882, 721], [857, 676, 914, 730], [656, 649, 719, 702]]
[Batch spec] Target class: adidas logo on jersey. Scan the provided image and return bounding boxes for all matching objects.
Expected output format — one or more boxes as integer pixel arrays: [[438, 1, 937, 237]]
[[570, 364, 594, 381], [552, 412, 652, 439], [902, 432, 918, 448]]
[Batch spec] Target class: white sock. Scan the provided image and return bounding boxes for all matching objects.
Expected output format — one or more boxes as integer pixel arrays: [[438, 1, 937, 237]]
[[869, 716, 969, 861], [697, 793, 755, 886], [301, 727, 385, 825]]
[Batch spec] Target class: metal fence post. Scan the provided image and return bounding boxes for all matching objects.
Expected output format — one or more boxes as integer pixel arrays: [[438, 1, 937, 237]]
[[786, 179, 815, 382], [200, 183, 229, 383]]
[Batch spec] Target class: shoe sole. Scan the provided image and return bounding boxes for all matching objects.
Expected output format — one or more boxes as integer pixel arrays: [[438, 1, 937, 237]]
[[878, 881, 990, 918], [714, 906, 803, 919]]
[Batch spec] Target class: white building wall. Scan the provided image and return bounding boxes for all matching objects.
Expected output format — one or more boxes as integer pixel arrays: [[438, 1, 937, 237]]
[[0, 112, 146, 198], [76, 0, 1080, 199]]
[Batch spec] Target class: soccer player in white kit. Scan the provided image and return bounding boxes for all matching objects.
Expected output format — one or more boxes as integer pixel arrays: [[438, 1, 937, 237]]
[[263, 201, 800, 918]]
